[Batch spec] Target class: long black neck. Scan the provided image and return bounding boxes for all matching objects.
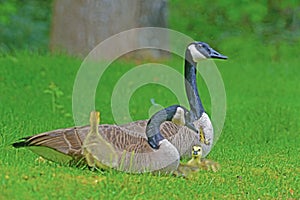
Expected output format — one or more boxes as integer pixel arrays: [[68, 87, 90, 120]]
[[146, 105, 180, 149], [184, 52, 205, 120]]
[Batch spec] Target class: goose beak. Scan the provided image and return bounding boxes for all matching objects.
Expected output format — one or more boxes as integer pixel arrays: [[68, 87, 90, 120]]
[[185, 122, 199, 133], [148, 133, 165, 149], [209, 48, 228, 59]]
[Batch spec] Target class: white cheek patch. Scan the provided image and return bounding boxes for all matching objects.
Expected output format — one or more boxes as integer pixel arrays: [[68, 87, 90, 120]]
[[172, 107, 185, 126], [188, 44, 206, 62]]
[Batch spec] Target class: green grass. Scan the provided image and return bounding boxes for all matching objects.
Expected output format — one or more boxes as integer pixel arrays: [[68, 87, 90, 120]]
[[1, 41, 300, 199]]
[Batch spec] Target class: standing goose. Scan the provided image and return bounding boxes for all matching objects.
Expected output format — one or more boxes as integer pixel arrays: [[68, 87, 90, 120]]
[[12, 42, 227, 165], [145, 41, 227, 157], [182, 41, 227, 156]]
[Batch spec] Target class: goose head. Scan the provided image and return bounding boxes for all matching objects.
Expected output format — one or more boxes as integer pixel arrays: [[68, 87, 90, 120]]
[[171, 106, 198, 133], [186, 42, 227, 63]]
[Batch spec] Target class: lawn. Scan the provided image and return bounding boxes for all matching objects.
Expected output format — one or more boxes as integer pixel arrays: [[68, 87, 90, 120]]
[[0, 40, 299, 199]]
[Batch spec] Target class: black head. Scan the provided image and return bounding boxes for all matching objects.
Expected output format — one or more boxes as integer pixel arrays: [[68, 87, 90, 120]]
[[187, 42, 228, 62]]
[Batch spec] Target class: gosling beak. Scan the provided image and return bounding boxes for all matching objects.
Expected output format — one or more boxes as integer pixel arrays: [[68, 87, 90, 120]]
[[209, 48, 228, 60], [193, 151, 198, 155]]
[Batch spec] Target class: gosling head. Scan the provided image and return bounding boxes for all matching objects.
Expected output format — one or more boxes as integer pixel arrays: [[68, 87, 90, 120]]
[[187, 42, 227, 63], [191, 145, 203, 159], [171, 107, 198, 133], [90, 111, 100, 127]]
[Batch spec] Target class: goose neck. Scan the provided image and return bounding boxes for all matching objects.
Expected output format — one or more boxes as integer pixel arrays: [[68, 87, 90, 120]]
[[184, 57, 204, 120], [146, 105, 179, 149]]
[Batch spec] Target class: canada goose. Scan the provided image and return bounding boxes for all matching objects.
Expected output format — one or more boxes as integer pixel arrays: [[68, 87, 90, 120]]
[[145, 41, 227, 156], [174, 146, 203, 177], [174, 145, 220, 177], [83, 106, 207, 173], [186, 145, 220, 172], [182, 41, 227, 156], [82, 111, 118, 170], [12, 42, 227, 165], [82, 107, 197, 173]]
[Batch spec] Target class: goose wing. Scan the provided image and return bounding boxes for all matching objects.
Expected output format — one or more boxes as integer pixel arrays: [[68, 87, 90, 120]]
[[12, 126, 90, 164]]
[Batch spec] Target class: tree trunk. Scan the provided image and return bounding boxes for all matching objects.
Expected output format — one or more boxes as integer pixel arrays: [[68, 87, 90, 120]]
[[50, 0, 167, 58]]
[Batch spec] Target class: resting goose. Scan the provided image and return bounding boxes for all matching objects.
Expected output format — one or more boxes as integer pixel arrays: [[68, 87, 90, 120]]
[[174, 145, 220, 177], [12, 41, 227, 166], [82, 111, 118, 170], [82, 108, 197, 173], [82, 105, 218, 173], [185, 145, 220, 172]]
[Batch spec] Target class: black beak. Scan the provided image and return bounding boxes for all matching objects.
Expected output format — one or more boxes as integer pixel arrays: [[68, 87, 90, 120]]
[[148, 133, 164, 149], [186, 122, 198, 133], [209, 48, 228, 59]]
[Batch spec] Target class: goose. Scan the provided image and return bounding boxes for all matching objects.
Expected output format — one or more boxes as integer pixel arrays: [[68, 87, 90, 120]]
[[12, 41, 227, 166], [174, 145, 220, 177], [174, 145, 203, 177], [82, 111, 118, 170], [145, 41, 227, 156], [185, 145, 220, 172], [82, 107, 199, 173]]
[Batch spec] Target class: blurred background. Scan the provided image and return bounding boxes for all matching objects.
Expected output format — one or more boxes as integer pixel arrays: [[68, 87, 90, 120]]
[[0, 0, 299, 56]]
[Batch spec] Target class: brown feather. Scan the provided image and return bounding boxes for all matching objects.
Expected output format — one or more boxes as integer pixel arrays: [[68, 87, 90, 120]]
[[13, 117, 204, 171]]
